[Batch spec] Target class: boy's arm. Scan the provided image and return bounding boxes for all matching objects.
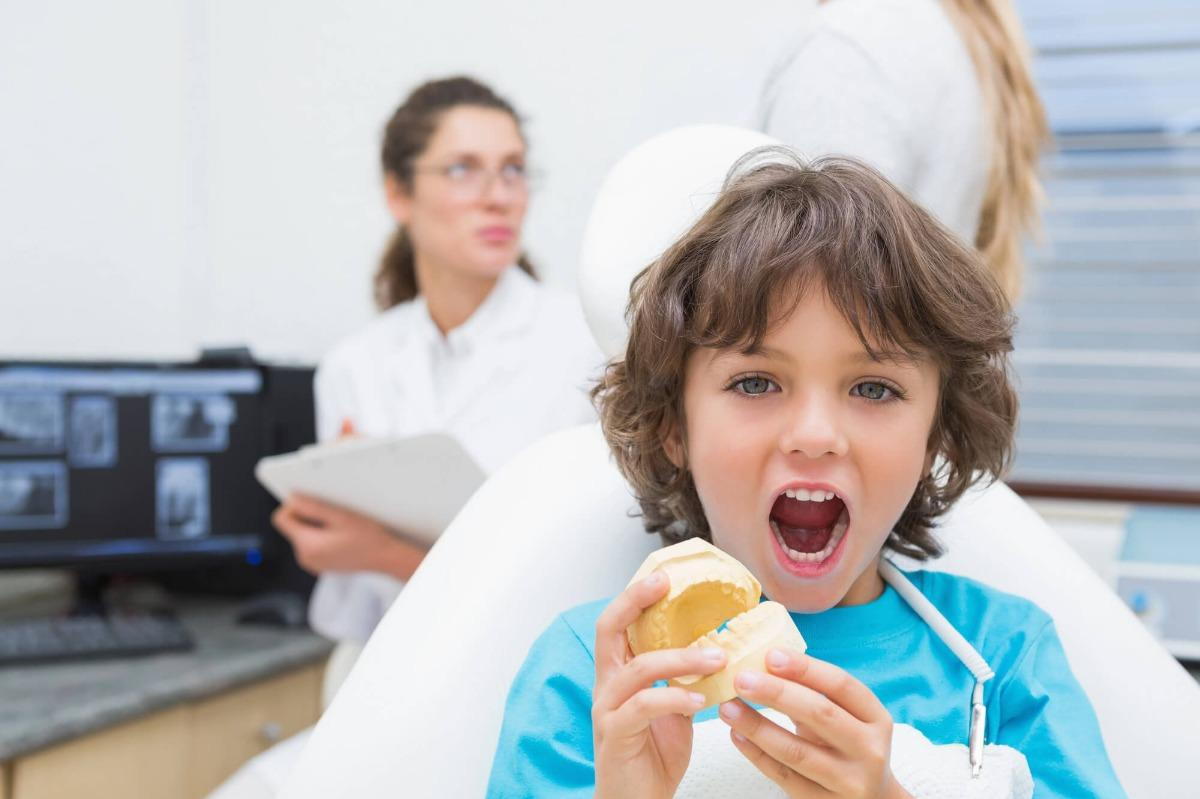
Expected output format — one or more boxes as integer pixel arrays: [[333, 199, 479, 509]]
[[995, 619, 1127, 799], [486, 614, 598, 799]]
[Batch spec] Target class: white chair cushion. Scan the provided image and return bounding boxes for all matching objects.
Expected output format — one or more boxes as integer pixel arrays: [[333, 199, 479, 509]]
[[579, 124, 779, 360]]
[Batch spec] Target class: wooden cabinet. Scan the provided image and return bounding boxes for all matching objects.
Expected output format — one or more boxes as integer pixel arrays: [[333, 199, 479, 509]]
[[4, 663, 322, 799], [188, 665, 321, 795], [11, 707, 191, 799]]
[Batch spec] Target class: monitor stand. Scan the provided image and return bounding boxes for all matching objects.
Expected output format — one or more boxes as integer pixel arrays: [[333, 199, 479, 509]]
[[68, 572, 175, 618], [70, 573, 112, 616]]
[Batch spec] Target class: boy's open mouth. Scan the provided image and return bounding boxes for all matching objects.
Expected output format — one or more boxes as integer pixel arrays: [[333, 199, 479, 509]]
[[769, 488, 849, 564]]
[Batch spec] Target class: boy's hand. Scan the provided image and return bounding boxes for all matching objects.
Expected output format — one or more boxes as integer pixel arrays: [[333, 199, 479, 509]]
[[717, 648, 912, 798], [592, 572, 729, 799]]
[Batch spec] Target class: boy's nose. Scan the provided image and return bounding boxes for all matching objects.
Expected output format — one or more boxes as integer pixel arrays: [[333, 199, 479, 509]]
[[778, 395, 849, 459]]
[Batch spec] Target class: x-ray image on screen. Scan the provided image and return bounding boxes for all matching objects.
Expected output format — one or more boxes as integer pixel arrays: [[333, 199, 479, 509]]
[[151, 394, 236, 453], [155, 457, 210, 540], [0, 461, 68, 530], [68, 396, 117, 468], [0, 394, 65, 455]]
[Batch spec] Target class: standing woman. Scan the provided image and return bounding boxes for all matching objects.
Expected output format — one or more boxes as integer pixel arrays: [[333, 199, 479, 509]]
[[273, 77, 601, 654], [759, 0, 1048, 300]]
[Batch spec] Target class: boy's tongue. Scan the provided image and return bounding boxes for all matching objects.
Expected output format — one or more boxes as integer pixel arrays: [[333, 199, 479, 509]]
[[770, 494, 845, 553]]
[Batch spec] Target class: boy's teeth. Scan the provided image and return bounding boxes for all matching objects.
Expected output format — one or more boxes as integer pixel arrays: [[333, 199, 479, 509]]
[[770, 518, 846, 563], [783, 489, 834, 502]]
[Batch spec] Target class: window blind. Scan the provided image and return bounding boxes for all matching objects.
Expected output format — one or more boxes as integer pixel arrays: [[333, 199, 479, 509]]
[[1010, 0, 1200, 493]]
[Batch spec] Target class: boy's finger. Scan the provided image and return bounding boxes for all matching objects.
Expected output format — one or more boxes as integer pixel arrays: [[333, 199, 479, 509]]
[[720, 699, 842, 788], [733, 671, 860, 752], [601, 686, 703, 740], [594, 646, 726, 713], [593, 572, 669, 683], [727, 723, 825, 795], [764, 649, 888, 724]]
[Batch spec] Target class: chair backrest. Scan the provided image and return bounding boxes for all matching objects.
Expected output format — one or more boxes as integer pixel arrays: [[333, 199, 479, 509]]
[[579, 124, 778, 360], [282, 126, 1200, 799]]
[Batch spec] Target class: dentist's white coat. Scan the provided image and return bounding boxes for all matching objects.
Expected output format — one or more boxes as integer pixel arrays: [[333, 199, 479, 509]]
[[307, 266, 603, 643]]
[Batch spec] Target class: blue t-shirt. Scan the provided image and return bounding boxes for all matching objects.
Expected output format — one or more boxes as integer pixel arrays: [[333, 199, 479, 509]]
[[487, 568, 1126, 798]]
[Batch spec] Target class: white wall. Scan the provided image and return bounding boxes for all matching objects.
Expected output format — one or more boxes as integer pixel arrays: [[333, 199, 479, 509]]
[[0, 2, 200, 359], [1, 0, 811, 364]]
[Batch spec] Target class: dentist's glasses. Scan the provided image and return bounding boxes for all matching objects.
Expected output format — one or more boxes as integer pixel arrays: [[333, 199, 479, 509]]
[[412, 161, 537, 198]]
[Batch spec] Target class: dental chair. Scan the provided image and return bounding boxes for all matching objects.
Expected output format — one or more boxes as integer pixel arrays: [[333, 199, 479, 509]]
[[280, 126, 1200, 799]]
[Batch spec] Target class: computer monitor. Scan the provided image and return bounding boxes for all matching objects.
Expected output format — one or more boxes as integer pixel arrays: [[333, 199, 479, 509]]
[[0, 359, 313, 579]]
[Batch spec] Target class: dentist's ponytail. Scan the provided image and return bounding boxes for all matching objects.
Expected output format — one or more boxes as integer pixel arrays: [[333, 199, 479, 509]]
[[942, 0, 1050, 301]]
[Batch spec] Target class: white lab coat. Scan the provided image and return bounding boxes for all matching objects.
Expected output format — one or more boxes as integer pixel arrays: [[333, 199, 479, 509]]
[[759, 0, 989, 244], [306, 266, 603, 643]]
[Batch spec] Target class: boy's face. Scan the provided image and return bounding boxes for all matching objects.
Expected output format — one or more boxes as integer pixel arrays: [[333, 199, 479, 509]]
[[670, 285, 940, 612]]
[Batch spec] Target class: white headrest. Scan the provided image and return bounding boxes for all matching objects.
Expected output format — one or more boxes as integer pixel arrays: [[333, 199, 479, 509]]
[[577, 125, 780, 359]]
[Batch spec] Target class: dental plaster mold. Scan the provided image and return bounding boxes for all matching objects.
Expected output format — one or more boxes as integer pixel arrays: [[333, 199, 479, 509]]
[[625, 538, 807, 708]]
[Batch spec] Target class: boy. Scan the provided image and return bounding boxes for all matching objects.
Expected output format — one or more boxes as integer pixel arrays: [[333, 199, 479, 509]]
[[487, 154, 1125, 798]]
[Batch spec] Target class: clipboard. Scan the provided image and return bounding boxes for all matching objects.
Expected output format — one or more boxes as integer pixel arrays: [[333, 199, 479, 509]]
[[255, 433, 486, 546]]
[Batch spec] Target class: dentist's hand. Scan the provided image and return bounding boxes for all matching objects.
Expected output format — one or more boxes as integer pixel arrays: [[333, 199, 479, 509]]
[[593, 572, 728, 799], [272, 417, 428, 581], [718, 648, 912, 798], [273, 494, 428, 580]]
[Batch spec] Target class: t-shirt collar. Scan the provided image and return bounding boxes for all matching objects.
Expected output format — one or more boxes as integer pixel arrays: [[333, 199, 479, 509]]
[[773, 579, 923, 650]]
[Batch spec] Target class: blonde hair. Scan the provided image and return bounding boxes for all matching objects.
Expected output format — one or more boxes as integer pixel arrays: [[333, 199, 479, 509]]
[[942, 0, 1050, 300]]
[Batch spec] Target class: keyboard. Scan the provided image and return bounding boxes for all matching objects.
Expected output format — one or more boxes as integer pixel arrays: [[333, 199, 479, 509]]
[[0, 611, 194, 666]]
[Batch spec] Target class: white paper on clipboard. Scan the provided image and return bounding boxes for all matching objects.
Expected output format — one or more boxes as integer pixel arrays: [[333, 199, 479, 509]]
[[254, 433, 486, 546]]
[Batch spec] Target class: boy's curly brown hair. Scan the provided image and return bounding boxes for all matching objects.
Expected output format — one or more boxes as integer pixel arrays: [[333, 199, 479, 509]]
[[592, 151, 1018, 560]]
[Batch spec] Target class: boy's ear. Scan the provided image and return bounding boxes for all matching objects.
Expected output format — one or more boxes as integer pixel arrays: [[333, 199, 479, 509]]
[[661, 422, 685, 470]]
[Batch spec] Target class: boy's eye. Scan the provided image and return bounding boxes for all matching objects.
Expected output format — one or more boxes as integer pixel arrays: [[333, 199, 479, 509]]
[[734, 376, 776, 396], [852, 381, 895, 401]]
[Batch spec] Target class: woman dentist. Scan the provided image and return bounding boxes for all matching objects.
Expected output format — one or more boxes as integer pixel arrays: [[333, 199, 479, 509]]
[[273, 76, 602, 657]]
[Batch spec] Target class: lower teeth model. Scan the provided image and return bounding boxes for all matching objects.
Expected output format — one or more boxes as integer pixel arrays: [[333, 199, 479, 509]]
[[625, 538, 807, 708]]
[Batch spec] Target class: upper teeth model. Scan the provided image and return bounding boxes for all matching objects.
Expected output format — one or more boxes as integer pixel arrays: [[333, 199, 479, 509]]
[[625, 538, 807, 708]]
